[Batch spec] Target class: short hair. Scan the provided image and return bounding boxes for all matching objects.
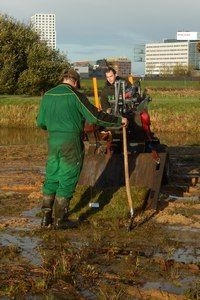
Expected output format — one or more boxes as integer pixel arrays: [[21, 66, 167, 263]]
[[60, 68, 81, 89], [105, 66, 117, 75]]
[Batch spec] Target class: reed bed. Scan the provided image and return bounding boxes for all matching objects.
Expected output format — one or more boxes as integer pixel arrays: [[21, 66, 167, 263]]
[[149, 91, 199, 133], [0, 104, 38, 128], [0, 92, 199, 134]]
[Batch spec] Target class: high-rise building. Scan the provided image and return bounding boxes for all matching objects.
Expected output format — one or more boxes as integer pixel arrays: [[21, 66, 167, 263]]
[[30, 13, 56, 49], [144, 31, 200, 76], [145, 41, 200, 75]]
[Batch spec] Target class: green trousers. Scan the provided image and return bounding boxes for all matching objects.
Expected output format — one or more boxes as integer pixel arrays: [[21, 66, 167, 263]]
[[42, 132, 84, 198]]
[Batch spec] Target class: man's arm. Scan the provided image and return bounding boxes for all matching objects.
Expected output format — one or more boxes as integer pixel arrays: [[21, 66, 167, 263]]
[[74, 90, 128, 128]]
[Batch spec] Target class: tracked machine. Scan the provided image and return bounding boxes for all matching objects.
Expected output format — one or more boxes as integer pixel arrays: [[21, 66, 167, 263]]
[[78, 77, 169, 213]]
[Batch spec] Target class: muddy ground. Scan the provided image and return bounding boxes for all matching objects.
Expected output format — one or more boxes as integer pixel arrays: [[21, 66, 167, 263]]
[[0, 143, 199, 300]]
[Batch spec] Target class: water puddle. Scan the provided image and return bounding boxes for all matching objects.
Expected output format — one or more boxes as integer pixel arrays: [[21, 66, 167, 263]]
[[0, 232, 42, 266], [0, 127, 199, 146], [0, 127, 45, 145], [172, 247, 200, 264], [168, 224, 200, 234], [0, 207, 41, 230], [0, 205, 42, 266], [21, 207, 42, 229], [143, 275, 197, 295], [22, 206, 41, 219], [154, 246, 200, 265]]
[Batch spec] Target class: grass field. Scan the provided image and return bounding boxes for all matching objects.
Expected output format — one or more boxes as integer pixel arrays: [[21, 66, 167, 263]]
[[81, 78, 200, 90], [149, 96, 199, 133], [0, 79, 199, 133]]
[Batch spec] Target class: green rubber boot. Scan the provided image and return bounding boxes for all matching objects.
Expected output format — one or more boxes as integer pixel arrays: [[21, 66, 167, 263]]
[[41, 195, 55, 228], [54, 197, 77, 229]]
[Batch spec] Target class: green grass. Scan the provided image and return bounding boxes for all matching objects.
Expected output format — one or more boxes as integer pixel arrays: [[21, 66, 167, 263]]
[[0, 84, 199, 133], [148, 95, 200, 133], [69, 185, 148, 221], [81, 77, 200, 90], [0, 95, 40, 105], [140, 79, 200, 90], [81, 78, 105, 90]]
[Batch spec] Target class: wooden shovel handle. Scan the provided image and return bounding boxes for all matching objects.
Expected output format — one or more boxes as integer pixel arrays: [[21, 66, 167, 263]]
[[123, 126, 134, 216]]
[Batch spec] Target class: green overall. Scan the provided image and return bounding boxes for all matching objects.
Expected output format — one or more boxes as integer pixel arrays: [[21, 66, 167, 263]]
[[37, 83, 122, 199]]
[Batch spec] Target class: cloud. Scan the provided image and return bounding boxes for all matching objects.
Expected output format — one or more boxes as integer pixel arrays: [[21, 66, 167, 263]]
[[1, 0, 200, 73]]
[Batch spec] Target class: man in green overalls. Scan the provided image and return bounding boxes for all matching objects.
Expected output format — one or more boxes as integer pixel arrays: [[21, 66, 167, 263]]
[[37, 69, 128, 229]]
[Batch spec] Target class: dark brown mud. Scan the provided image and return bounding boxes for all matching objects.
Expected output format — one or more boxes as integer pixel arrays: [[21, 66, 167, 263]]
[[0, 144, 199, 299]]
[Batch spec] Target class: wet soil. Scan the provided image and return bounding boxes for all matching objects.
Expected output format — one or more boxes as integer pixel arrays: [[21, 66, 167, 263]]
[[0, 144, 199, 299]]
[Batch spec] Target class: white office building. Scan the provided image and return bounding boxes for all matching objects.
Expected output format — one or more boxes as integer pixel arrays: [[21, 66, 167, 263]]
[[144, 31, 200, 76], [30, 13, 56, 49]]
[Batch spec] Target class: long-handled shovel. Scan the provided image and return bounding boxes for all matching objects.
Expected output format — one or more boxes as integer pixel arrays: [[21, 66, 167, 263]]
[[122, 126, 134, 231]]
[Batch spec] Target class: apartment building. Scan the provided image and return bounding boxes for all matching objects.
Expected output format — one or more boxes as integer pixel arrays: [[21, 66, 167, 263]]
[[73, 57, 132, 78], [30, 13, 56, 49], [107, 57, 132, 77], [145, 31, 200, 76]]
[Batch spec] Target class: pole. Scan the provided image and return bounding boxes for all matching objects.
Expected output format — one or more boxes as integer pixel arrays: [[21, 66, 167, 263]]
[[123, 126, 134, 221], [92, 77, 101, 110], [128, 74, 134, 85]]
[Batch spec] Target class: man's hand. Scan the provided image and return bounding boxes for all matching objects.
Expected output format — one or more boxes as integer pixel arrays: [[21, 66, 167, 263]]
[[121, 117, 129, 128]]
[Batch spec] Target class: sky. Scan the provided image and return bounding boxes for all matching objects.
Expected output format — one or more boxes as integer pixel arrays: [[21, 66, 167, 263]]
[[1, 0, 200, 74]]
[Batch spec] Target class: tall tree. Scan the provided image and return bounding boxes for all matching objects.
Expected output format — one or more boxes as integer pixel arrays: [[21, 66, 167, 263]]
[[0, 14, 69, 95]]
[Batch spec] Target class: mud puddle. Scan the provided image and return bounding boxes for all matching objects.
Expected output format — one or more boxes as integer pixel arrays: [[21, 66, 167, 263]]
[[1, 201, 199, 299], [0, 231, 42, 266]]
